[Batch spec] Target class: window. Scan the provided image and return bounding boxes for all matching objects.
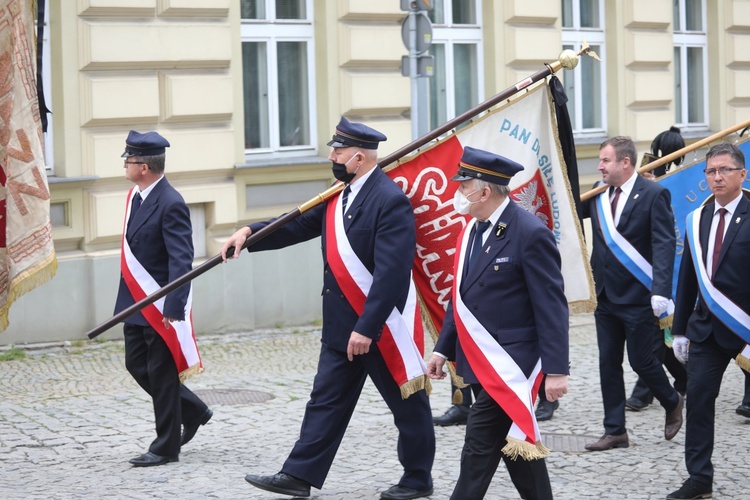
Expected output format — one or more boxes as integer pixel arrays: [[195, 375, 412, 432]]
[[673, 0, 707, 129], [240, 0, 316, 159], [427, 0, 483, 131], [188, 204, 206, 259], [561, 0, 606, 137]]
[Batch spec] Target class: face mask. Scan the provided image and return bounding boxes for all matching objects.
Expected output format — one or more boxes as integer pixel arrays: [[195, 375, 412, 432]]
[[332, 152, 361, 184], [452, 188, 481, 215]]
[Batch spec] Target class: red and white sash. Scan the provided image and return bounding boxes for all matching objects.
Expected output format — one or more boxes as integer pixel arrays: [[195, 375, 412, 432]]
[[121, 188, 203, 382], [324, 188, 429, 398], [452, 220, 548, 459]]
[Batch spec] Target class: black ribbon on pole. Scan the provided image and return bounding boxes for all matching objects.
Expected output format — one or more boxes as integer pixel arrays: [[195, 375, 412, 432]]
[[36, 0, 51, 133]]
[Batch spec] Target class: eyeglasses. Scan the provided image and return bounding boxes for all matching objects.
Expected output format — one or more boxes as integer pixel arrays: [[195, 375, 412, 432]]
[[704, 167, 743, 176]]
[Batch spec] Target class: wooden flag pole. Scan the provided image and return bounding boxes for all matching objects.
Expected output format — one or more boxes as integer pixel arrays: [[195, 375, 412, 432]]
[[86, 47, 593, 339]]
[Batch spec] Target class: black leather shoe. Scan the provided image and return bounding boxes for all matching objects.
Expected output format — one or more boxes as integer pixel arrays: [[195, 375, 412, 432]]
[[625, 396, 651, 411], [535, 399, 559, 421], [244, 472, 310, 498], [181, 408, 213, 446], [129, 451, 178, 467], [666, 478, 712, 498], [433, 405, 469, 426], [736, 404, 750, 418], [380, 484, 434, 500]]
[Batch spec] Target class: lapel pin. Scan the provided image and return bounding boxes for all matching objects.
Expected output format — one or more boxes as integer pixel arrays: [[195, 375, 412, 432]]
[[633, 194, 639, 200], [496, 222, 507, 238], [485, 246, 491, 254], [736, 217, 741, 224], [494, 265, 499, 271], [347, 215, 352, 219]]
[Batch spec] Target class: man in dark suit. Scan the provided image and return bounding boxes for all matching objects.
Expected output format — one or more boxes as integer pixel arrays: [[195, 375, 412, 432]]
[[583, 136, 683, 452], [221, 117, 435, 500], [427, 147, 569, 500], [115, 130, 212, 467], [668, 142, 749, 499]]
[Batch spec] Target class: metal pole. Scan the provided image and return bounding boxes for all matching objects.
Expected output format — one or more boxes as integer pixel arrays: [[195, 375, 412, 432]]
[[409, 9, 419, 140]]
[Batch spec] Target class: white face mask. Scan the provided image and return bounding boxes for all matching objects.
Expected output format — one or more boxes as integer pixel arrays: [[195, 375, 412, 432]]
[[452, 188, 481, 215]]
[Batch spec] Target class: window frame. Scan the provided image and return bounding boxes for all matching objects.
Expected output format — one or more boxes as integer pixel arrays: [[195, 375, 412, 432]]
[[673, 0, 709, 131], [561, 0, 607, 138], [428, 0, 484, 131], [240, 0, 317, 161]]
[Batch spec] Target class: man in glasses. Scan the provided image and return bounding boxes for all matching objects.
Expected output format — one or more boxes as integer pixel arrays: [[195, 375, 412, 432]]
[[668, 142, 749, 499], [115, 130, 212, 467]]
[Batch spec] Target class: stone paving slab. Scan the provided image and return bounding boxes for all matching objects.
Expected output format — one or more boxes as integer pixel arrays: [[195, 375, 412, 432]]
[[0, 314, 748, 499]]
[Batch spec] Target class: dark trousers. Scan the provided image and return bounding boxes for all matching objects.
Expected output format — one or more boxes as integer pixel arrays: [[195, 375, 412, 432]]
[[124, 324, 208, 456], [451, 387, 552, 500], [594, 296, 681, 435], [630, 330, 688, 403], [684, 335, 736, 485], [281, 342, 434, 490], [743, 368, 750, 406]]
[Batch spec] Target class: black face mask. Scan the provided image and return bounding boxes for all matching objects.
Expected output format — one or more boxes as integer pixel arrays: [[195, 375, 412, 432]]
[[331, 153, 360, 184]]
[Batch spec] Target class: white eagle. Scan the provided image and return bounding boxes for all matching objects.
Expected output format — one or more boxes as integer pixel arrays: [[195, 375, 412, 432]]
[[512, 181, 550, 227]]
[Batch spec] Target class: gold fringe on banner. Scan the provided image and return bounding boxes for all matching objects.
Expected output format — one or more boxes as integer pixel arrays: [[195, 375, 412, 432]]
[[736, 353, 750, 373]]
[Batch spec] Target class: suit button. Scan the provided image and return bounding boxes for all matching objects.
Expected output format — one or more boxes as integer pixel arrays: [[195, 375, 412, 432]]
[[473, 305, 478, 310], [479, 281, 484, 286], [340, 294, 344, 299], [325, 289, 330, 294]]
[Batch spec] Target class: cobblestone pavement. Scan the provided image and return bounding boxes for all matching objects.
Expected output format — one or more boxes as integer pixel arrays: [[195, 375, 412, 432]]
[[1, 314, 748, 499]]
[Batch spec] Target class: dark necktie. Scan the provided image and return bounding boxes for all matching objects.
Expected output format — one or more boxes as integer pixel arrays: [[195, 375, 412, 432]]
[[128, 192, 142, 228], [610, 186, 622, 220], [467, 220, 491, 271], [341, 185, 351, 216], [711, 207, 727, 280]]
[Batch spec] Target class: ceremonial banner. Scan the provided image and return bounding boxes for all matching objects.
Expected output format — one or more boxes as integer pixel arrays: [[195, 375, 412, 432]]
[[0, 0, 57, 331], [386, 81, 595, 337]]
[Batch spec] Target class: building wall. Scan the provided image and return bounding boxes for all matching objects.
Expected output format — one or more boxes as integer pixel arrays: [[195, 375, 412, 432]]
[[2, 0, 749, 345]]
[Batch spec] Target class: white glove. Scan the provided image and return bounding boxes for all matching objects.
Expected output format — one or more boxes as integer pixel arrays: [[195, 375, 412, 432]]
[[673, 335, 689, 364], [651, 295, 670, 317]]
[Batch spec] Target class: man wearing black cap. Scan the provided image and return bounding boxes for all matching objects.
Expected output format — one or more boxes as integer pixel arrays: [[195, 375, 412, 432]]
[[583, 136, 682, 453], [221, 117, 435, 500], [426, 146, 569, 500], [115, 130, 212, 467]]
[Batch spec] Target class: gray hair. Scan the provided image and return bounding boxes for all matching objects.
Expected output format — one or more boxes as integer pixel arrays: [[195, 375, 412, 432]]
[[706, 142, 746, 169], [132, 153, 166, 175], [601, 136, 637, 166], [474, 178, 511, 198]]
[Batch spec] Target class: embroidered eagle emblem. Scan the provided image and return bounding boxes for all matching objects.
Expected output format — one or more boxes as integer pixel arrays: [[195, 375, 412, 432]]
[[512, 179, 550, 227]]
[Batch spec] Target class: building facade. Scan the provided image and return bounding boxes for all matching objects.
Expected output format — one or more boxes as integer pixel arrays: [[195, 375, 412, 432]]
[[3, 0, 749, 344]]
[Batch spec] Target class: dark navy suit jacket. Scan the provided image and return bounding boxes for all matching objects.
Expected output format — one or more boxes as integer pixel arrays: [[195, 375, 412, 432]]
[[672, 195, 750, 353], [114, 178, 194, 325], [248, 167, 416, 353], [435, 201, 569, 382], [583, 175, 675, 304]]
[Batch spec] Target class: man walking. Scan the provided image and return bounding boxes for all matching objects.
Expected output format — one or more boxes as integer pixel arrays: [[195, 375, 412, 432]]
[[115, 130, 212, 467], [583, 136, 683, 452], [427, 146, 568, 499], [668, 143, 749, 499], [221, 117, 435, 500]]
